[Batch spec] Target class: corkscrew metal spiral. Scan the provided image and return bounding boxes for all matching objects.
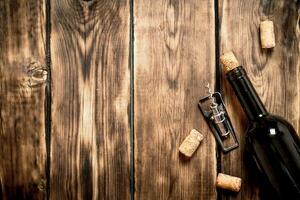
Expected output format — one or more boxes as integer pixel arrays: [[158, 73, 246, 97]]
[[205, 83, 217, 106]]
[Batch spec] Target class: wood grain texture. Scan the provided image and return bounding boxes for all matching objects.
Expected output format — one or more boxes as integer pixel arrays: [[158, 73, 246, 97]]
[[50, 0, 131, 199], [134, 0, 217, 199], [0, 0, 47, 199], [219, 0, 300, 199]]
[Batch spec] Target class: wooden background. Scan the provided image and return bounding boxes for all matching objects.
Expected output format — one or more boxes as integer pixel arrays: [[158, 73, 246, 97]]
[[0, 0, 299, 199]]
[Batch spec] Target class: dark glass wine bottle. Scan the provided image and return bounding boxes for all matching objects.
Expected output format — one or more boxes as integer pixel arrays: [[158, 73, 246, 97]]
[[226, 66, 300, 199]]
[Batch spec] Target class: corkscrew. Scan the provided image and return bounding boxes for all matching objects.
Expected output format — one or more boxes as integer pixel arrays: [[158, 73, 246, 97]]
[[198, 83, 239, 153]]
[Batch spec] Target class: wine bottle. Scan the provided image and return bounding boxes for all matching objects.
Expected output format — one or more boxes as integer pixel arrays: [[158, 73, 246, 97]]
[[221, 52, 300, 199]]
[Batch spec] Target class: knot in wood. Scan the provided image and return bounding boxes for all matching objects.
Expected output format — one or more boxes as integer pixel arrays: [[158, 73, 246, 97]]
[[37, 178, 46, 191], [0, 59, 47, 102], [26, 60, 48, 88]]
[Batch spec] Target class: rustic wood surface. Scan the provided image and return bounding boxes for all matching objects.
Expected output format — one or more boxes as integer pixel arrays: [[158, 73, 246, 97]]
[[0, 0, 47, 199], [50, 0, 131, 199], [219, 0, 300, 199], [0, 0, 299, 199], [134, 0, 217, 199]]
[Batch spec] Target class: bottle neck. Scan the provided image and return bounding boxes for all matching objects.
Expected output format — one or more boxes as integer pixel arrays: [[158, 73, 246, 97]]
[[226, 66, 268, 121]]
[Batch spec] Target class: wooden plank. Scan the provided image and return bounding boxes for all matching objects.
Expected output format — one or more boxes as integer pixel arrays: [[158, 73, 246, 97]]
[[50, 0, 131, 199], [219, 0, 300, 199], [0, 0, 47, 199], [134, 0, 217, 199]]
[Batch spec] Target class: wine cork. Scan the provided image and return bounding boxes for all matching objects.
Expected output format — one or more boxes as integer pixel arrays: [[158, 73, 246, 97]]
[[260, 20, 275, 48], [179, 129, 204, 157], [216, 173, 242, 192], [220, 51, 240, 72]]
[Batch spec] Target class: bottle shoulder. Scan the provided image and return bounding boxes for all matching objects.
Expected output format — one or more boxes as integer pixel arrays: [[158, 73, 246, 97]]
[[248, 114, 293, 128], [246, 114, 298, 141]]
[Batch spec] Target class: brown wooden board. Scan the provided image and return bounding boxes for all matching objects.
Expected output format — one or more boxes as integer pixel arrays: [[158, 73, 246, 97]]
[[0, 0, 47, 199], [1, 0, 299, 199], [134, 0, 217, 199], [50, 0, 131, 199], [219, 0, 300, 199]]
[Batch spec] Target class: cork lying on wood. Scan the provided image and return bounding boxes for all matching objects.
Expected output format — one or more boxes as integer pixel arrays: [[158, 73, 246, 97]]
[[220, 52, 240, 72], [179, 129, 204, 157], [216, 173, 242, 192], [260, 20, 276, 48]]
